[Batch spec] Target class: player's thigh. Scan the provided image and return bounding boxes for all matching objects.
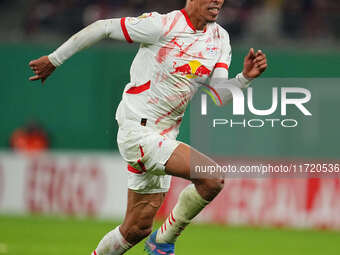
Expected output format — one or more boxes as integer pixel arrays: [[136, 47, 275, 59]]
[[165, 143, 224, 200], [120, 189, 166, 238], [165, 143, 216, 179]]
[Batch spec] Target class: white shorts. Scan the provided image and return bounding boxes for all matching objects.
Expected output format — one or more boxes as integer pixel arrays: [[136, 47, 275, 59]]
[[117, 121, 180, 194]]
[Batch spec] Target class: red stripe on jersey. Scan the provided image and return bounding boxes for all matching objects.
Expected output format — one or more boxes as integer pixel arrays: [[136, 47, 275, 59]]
[[93, 251, 97, 255], [139, 145, 145, 157], [137, 159, 147, 172], [120, 17, 133, 43], [214, 62, 229, 70], [126, 80, 151, 94], [180, 9, 196, 32], [168, 217, 172, 225], [127, 164, 144, 174]]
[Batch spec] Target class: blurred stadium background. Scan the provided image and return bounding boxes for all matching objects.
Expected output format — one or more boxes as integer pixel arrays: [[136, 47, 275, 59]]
[[1, 0, 340, 254]]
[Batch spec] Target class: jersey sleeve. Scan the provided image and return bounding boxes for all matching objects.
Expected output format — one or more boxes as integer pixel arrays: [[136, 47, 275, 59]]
[[48, 13, 164, 67], [211, 28, 232, 80], [115, 12, 163, 44], [209, 27, 252, 106]]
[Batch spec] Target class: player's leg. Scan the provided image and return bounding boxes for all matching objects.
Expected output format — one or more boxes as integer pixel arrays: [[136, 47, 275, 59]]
[[166, 143, 224, 200], [91, 189, 166, 255], [155, 143, 224, 244], [120, 189, 166, 244]]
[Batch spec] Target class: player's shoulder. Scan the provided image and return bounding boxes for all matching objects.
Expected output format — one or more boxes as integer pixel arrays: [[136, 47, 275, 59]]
[[161, 10, 182, 19], [134, 11, 162, 21], [125, 11, 162, 27], [215, 23, 230, 42], [135, 10, 182, 29], [144, 10, 184, 38], [157, 9, 183, 26], [139, 10, 179, 20]]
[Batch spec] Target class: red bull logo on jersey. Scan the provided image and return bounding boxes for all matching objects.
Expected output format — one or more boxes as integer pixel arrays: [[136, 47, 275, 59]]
[[171, 60, 211, 79]]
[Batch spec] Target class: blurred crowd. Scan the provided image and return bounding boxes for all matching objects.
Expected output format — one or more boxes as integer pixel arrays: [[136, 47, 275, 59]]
[[0, 0, 339, 43]]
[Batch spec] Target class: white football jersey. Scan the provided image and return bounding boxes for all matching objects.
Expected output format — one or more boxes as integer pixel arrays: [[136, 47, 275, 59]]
[[116, 9, 232, 137]]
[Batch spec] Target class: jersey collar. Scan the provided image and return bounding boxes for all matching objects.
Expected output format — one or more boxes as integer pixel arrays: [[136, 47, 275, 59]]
[[180, 9, 207, 33]]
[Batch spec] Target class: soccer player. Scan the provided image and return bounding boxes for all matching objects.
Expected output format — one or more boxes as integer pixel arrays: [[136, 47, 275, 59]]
[[28, 0, 267, 254]]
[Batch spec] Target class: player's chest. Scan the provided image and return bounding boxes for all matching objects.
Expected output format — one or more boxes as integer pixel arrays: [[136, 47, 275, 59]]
[[155, 33, 222, 78], [159, 33, 221, 60]]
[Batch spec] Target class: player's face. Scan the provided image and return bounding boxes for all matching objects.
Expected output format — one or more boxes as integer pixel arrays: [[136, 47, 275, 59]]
[[197, 0, 224, 23]]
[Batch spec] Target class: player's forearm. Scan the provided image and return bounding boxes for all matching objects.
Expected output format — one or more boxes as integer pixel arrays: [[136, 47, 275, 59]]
[[220, 73, 252, 104], [234, 72, 252, 89], [48, 19, 122, 67], [209, 71, 252, 105]]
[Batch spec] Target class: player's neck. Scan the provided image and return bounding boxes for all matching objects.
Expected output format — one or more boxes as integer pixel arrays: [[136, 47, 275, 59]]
[[183, 7, 207, 31]]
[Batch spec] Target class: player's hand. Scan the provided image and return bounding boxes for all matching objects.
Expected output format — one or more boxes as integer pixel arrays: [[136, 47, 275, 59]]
[[242, 48, 268, 79], [29, 56, 56, 84]]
